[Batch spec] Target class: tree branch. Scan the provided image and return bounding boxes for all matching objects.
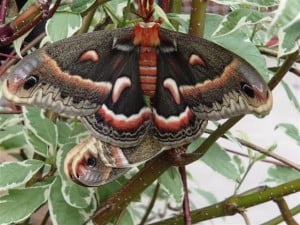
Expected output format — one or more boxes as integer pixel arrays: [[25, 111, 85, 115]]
[[148, 179, 300, 225], [188, 0, 207, 37], [273, 198, 298, 225]]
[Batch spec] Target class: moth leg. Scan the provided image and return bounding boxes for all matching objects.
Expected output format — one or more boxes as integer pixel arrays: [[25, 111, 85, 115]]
[[166, 147, 202, 167]]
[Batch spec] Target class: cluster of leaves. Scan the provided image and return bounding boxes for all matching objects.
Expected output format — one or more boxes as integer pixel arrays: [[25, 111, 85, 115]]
[[0, 0, 300, 224]]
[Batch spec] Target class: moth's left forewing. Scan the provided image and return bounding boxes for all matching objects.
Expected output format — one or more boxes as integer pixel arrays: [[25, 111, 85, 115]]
[[159, 28, 272, 120], [2, 29, 134, 116]]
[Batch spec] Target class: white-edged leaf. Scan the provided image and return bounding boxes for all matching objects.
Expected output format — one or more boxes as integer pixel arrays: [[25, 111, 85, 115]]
[[46, 12, 82, 42], [281, 80, 300, 112], [275, 123, 300, 146], [201, 142, 241, 181], [0, 114, 23, 129], [0, 125, 23, 144], [0, 185, 50, 225], [13, 30, 32, 58], [24, 128, 49, 157], [57, 143, 95, 208], [213, 8, 269, 37], [277, 16, 300, 57], [158, 167, 183, 203], [0, 159, 44, 191], [23, 107, 57, 155], [212, 0, 279, 7], [58, 0, 96, 13], [57, 121, 73, 145], [205, 14, 268, 80], [49, 177, 96, 225], [268, 0, 300, 38]]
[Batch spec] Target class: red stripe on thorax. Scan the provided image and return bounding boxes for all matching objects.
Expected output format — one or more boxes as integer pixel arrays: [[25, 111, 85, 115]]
[[134, 22, 160, 98]]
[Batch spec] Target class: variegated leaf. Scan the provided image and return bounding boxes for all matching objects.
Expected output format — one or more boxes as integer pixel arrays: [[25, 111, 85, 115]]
[[0, 159, 44, 191], [0, 185, 50, 225], [213, 8, 269, 37]]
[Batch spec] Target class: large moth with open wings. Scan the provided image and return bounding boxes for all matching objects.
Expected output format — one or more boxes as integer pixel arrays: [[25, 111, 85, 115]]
[[2, 7, 272, 186]]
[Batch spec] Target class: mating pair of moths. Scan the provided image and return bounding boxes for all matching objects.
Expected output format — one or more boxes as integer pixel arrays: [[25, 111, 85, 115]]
[[2, 21, 272, 186]]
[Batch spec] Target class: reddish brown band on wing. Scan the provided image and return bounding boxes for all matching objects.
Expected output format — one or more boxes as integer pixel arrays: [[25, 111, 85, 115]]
[[97, 105, 151, 131], [42, 52, 112, 98], [153, 107, 194, 131], [180, 58, 241, 97]]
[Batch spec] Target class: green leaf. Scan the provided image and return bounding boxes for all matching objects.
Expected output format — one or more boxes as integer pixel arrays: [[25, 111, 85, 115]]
[[46, 12, 82, 42], [158, 167, 183, 203], [23, 107, 57, 155], [278, 16, 300, 57], [113, 208, 134, 225], [0, 185, 50, 225], [267, 0, 300, 56], [57, 121, 73, 145], [57, 143, 95, 208], [154, 4, 176, 30], [194, 188, 218, 205], [0, 159, 44, 191], [48, 177, 96, 225], [266, 166, 300, 184], [275, 123, 300, 146], [58, 0, 96, 13], [205, 14, 268, 80], [281, 81, 300, 112], [0, 134, 26, 149], [213, 8, 269, 37], [167, 13, 190, 33], [97, 180, 123, 202], [24, 129, 49, 157], [201, 142, 240, 181], [0, 125, 24, 145]]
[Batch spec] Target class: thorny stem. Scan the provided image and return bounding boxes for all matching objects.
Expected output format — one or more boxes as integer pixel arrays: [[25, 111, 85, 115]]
[[188, 0, 207, 37], [0, 0, 8, 24], [91, 50, 299, 224], [179, 166, 192, 225], [0, 0, 61, 46], [148, 179, 300, 225], [0, 32, 45, 76], [139, 182, 160, 225], [273, 198, 298, 225], [261, 204, 300, 225]]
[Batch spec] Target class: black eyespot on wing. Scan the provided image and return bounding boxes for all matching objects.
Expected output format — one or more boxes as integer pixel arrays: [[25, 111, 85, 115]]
[[87, 156, 97, 168], [24, 75, 39, 90], [241, 82, 255, 98]]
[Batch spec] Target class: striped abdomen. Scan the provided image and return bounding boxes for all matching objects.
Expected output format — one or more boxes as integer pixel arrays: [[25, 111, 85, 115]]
[[138, 46, 157, 98]]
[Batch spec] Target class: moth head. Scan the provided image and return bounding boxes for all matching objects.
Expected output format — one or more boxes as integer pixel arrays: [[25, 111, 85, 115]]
[[2, 50, 45, 104], [237, 64, 272, 117]]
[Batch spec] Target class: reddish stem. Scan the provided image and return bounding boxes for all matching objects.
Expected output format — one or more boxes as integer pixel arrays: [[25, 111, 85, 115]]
[[0, 0, 8, 24], [179, 166, 192, 225]]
